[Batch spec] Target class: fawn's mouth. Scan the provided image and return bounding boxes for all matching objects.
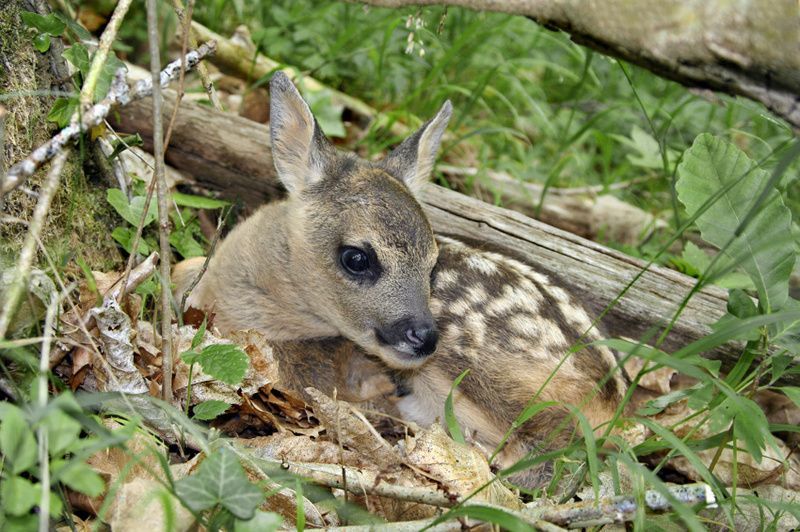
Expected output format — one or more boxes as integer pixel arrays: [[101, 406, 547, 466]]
[[373, 330, 433, 369]]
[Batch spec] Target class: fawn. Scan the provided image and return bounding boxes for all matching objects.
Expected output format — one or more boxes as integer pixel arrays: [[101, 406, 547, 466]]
[[174, 72, 627, 486]]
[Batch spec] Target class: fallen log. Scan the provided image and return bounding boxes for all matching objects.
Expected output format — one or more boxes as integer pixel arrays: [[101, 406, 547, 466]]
[[114, 93, 665, 246], [109, 96, 796, 385]]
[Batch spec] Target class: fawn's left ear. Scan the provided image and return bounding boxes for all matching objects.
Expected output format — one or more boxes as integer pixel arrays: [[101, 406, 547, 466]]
[[269, 71, 334, 194], [382, 101, 452, 195]]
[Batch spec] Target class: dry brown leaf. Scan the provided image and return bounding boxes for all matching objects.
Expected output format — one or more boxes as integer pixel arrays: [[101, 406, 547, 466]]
[[239, 433, 371, 468], [625, 356, 677, 394], [89, 298, 148, 394], [305, 387, 402, 469], [108, 477, 195, 532], [404, 423, 522, 509]]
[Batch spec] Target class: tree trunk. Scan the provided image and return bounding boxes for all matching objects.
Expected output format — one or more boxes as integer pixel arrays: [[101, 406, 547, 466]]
[[348, 0, 800, 129], [110, 95, 790, 384]]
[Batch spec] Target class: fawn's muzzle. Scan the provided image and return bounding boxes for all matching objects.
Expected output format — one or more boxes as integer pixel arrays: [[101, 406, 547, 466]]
[[376, 316, 439, 358]]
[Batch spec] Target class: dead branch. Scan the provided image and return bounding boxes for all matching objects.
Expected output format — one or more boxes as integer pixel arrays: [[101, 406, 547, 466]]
[[146, 0, 174, 402], [349, 0, 800, 129], [0, 150, 69, 340], [169, 0, 223, 111], [1, 41, 216, 196]]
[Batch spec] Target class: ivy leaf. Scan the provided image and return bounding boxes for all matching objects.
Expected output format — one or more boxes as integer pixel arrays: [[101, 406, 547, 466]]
[[53, 12, 92, 42], [94, 53, 126, 101], [33, 32, 51, 53], [47, 97, 78, 127], [676, 134, 795, 313], [62, 44, 91, 76], [195, 344, 249, 385], [0, 404, 37, 474], [1, 476, 39, 516], [21, 11, 66, 36], [193, 400, 231, 421], [175, 447, 264, 519], [107, 189, 158, 227], [172, 192, 229, 209]]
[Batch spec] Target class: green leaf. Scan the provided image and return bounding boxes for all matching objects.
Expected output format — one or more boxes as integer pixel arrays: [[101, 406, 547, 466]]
[[175, 447, 264, 519], [0, 404, 37, 474], [444, 369, 470, 444], [93, 53, 127, 101], [779, 387, 800, 408], [111, 226, 152, 256], [435, 504, 534, 532], [681, 242, 753, 290], [196, 344, 249, 385], [107, 189, 158, 227], [193, 400, 231, 421], [21, 11, 66, 36], [676, 134, 796, 313], [169, 228, 205, 258], [303, 87, 346, 138], [727, 289, 758, 319], [41, 407, 81, 457], [47, 97, 78, 128], [191, 318, 207, 350], [62, 44, 91, 77], [53, 12, 92, 41], [730, 395, 771, 463], [56, 461, 105, 497], [107, 133, 144, 161], [234, 511, 283, 532], [1, 476, 39, 516], [33, 32, 51, 53], [172, 192, 229, 209]]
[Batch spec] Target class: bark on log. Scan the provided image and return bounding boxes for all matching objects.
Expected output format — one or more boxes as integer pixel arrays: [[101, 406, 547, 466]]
[[349, 0, 800, 130], [110, 97, 797, 385], [113, 94, 663, 246]]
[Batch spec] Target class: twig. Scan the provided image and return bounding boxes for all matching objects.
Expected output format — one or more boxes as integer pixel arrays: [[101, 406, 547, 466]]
[[77, 0, 134, 110], [37, 284, 63, 532], [2, 42, 216, 196], [327, 519, 461, 531], [96, 137, 130, 198], [0, 150, 69, 340], [169, 0, 223, 111], [146, 0, 174, 403], [528, 483, 716, 528], [108, 252, 160, 301]]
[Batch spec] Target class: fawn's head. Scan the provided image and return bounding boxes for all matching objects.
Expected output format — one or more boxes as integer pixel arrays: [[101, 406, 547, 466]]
[[269, 72, 451, 369]]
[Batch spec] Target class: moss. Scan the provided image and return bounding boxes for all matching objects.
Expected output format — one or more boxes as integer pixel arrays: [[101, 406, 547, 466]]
[[0, 0, 122, 274]]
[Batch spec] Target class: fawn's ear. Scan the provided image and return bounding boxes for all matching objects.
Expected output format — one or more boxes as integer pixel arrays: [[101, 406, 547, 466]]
[[269, 72, 334, 194], [381, 101, 452, 196]]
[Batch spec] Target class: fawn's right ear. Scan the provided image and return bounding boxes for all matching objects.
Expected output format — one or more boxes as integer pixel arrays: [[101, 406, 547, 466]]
[[269, 72, 333, 194]]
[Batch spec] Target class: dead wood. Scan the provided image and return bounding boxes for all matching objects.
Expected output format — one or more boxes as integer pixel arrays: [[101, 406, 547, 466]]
[[110, 98, 798, 386]]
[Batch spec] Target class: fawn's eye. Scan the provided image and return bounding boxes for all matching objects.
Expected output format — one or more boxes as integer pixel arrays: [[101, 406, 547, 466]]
[[340, 247, 370, 275]]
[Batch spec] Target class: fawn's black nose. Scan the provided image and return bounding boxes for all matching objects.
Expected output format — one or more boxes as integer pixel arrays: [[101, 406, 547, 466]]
[[405, 325, 438, 356], [376, 316, 439, 358]]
